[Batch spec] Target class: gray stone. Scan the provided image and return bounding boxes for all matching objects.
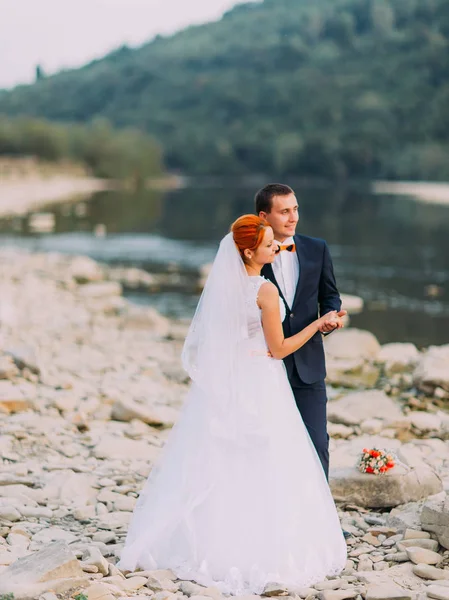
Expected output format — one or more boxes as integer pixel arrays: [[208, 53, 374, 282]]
[[39, 593, 59, 600], [325, 329, 381, 361], [331, 464, 442, 508], [422, 494, 449, 550], [0, 505, 21, 521], [82, 546, 110, 575], [388, 502, 423, 532], [147, 575, 179, 593], [427, 585, 449, 600], [405, 547, 442, 565], [399, 539, 439, 551], [365, 584, 412, 600], [404, 529, 431, 540], [288, 588, 316, 598], [93, 435, 161, 462], [97, 511, 131, 530], [404, 412, 442, 433], [358, 558, 373, 571], [328, 390, 404, 427], [0, 541, 87, 596], [385, 552, 409, 562], [152, 593, 179, 600], [83, 582, 122, 600], [111, 397, 177, 427], [32, 526, 77, 545], [261, 582, 288, 596], [318, 590, 359, 600], [179, 582, 209, 596], [92, 531, 116, 544], [314, 581, 344, 591], [377, 343, 419, 376], [326, 357, 380, 388], [412, 564, 449, 580], [414, 345, 449, 393], [70, 256, 104, 284]]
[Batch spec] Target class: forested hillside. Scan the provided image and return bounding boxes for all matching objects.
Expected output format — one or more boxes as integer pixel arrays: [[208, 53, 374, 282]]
[[1, 0, 448, 179]]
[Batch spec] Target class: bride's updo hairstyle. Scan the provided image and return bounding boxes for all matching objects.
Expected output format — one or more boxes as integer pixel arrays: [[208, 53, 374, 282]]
[[231, 214, 269, 263]]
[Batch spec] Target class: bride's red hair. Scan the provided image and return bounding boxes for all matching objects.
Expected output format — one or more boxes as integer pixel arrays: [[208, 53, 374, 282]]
[[231, 214, 270, 261]]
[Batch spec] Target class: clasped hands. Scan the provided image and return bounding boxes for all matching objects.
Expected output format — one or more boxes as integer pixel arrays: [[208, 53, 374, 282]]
[[318, 309, 347, 333]]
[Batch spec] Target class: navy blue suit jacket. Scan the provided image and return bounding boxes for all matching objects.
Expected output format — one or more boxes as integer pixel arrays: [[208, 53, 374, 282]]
[[261, 233, 341, 384]]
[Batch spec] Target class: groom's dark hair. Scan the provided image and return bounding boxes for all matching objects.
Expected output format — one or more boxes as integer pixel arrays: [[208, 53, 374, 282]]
[[255, 183, 294, 214]]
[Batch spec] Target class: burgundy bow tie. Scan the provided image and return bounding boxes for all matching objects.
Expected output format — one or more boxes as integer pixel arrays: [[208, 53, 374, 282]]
[[275, 243, 296, 254]]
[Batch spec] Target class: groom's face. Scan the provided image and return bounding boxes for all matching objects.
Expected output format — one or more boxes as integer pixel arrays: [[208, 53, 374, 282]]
[[262, 193, 299, 241]]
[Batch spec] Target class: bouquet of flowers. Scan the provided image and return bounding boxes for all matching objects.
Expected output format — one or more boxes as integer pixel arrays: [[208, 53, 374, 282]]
[[359, 448, 395, 475]]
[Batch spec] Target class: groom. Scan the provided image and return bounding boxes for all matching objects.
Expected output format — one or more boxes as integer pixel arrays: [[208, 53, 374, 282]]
[[258, 183, 345, 480]]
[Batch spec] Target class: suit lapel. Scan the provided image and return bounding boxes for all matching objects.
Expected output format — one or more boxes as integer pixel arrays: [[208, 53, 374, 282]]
[[291, 234, 304, 310], [262, 263, 290, 313]]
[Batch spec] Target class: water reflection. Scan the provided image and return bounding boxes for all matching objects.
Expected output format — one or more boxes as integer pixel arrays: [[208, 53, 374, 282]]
[[0, 184, 448, 347]]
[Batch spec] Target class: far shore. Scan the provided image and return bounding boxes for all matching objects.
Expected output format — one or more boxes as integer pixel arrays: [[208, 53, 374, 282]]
[[0, 175, 113, 218], [1, 172, 449, 222], [0, 171, 188, 219], [373, 180, 449, 205]]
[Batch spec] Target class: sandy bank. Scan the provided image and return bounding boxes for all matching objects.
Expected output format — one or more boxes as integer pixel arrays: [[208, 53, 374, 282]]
[[373, 180, 449, 205], [0, 176, 112, 217]]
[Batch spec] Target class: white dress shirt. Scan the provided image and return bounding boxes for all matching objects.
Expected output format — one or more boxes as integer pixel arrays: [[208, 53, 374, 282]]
[[272, 236, 300, 309]]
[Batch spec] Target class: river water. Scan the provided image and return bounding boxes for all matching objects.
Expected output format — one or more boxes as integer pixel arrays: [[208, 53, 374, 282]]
[[1, 182, 448, 347]]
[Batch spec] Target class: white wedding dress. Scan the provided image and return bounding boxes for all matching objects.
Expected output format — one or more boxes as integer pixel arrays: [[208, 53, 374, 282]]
[[118, 236, 347, 595]]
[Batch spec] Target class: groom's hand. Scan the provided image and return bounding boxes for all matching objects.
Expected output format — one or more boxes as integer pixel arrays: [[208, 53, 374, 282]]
[[318, 310, 347, 333]]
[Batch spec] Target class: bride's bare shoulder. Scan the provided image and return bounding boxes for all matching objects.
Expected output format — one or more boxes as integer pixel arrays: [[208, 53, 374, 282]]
[[258, 281, 279, 306]]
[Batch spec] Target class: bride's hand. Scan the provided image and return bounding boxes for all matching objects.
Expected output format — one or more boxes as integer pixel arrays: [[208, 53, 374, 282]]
[[317, 310, 347, 333]]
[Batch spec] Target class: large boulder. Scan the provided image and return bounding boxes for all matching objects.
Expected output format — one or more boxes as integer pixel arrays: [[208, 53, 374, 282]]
[[0, 541, 88, 598], [93, 434, 161, 462], [327, 390, 404, 427], [111, 397, 178, 427], [330, 464, 442, 508], [326, 357, 380, 388], [330, 436, 443, 508], [69, 256, 104, 284], [421, 493, 449, 549], [325, 328, 381, 360], [325, 328, 381, 388], [377, 343, 420, 376], [414, 345, 449, 393], [402, 411, 446, 435]]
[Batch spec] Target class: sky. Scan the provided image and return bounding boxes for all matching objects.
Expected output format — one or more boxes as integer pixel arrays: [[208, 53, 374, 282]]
[[0, 0, 252, 89]]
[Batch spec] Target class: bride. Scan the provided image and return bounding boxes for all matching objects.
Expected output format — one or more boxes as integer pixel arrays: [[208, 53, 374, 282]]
[[118, 215, 347, 594]]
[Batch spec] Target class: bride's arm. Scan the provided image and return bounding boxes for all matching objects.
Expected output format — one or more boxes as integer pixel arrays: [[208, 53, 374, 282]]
[[258, 282, 337, 360]]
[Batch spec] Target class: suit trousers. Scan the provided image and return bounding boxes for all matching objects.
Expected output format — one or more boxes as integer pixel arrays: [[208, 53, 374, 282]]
[[289, 366, 329, 480]]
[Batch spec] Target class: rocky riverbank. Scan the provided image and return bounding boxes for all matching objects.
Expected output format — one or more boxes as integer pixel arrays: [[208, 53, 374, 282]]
[[1, 249, 449, 600]]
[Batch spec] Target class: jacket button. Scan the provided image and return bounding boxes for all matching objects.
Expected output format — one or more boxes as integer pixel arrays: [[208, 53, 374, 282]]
[[290, 312, 294, 318]]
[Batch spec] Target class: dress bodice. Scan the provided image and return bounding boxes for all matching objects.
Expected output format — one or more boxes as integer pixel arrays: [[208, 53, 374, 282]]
[[245, 276, 286, 352]]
